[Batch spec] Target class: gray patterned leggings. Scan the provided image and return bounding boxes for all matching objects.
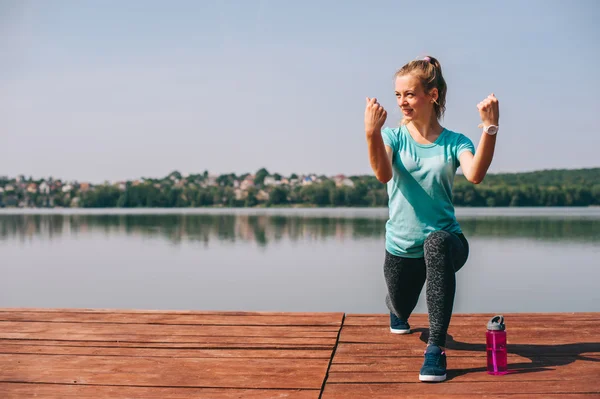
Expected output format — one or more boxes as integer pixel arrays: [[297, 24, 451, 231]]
[[384, 230, 469, 347]]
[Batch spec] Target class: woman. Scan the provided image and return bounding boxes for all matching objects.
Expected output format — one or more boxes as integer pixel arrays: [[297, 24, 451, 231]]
[[364, 55, 499, 382]]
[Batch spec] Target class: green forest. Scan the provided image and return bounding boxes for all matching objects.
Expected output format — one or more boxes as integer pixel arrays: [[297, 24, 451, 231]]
[[80, 168, 600, 208]]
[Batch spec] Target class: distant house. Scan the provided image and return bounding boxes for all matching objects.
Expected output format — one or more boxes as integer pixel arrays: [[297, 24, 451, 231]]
[[39, 182, 50, 194], [240, 175, 255, 191], [26, 183, 38, 194], [79, 182, 91, 192], [263, 176, 277, 186], [341, 178, 354, 188], [240, 180, 253, 191], [4, 185, 14, 192], [256, 190, 270, 202], [62, 184, 73, 193], [334, 175, 355, 188], [333, 174, 346, 184]]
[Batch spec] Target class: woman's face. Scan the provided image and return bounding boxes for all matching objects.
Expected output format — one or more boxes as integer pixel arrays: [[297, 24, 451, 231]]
[[394, 73, 437, 123]]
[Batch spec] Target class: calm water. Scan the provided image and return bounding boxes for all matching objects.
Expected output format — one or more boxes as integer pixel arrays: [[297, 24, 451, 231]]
[[1, 207, 599, 314]]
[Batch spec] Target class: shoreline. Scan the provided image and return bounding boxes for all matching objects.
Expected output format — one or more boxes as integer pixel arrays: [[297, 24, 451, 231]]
[[1, 206, 599, 218]]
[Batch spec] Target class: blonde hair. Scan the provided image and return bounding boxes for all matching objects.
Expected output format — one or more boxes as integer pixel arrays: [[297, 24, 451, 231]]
[[394, 56, 447, 124]]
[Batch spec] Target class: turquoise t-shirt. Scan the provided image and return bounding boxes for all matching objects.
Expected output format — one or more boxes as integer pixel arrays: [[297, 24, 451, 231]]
[[381, 125, 475, 258]]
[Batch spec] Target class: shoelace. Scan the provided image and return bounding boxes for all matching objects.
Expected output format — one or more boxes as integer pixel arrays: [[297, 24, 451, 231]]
[[423, 350, 446, 367]]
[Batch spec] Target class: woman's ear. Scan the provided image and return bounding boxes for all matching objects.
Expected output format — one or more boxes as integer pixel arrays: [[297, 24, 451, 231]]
[[429, 88, 439, 103]]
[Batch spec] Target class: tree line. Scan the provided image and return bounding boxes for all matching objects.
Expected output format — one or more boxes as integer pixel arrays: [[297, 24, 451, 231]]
[[80, 168, 600, 208]]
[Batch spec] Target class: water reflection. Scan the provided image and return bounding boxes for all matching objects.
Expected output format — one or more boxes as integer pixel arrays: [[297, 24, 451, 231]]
[[459, 218, 600, 242], [1, 212, 598, 246]]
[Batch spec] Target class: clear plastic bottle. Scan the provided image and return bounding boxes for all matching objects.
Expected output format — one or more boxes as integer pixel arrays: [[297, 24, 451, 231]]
[[486, 315, 508, 375]]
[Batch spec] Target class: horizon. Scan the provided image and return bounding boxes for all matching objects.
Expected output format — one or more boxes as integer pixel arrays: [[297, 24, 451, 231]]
[[2, 165, 598, 185], [2, 1, 599, 183]]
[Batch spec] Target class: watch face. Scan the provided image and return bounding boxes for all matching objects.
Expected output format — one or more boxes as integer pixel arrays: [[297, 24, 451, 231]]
[[487, 126, 498, 135]]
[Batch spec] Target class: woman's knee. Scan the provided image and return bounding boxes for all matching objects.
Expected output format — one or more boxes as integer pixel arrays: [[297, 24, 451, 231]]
[[424, 230, 469, 272], [424, 230, 453, 255]]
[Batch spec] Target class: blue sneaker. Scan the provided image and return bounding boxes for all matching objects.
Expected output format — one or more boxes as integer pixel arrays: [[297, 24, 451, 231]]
[[389, 312, 411, 334], [419, 345, 447, 382]]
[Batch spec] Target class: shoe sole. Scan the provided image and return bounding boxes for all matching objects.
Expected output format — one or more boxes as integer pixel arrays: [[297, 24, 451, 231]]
[[419, 374, 447, 382], [390, 327, 411, 334]]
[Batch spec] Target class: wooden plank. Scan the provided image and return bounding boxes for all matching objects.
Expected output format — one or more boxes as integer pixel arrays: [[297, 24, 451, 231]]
[[348, 312, 600, 316], [332, 352, 599, 363], [327, 362, 600, 384], [0, 383, 320, 399], [346, 312, 600, 320], [0, 353, 329, 389], [0, 310, 344, 326], [324, 395, 593, 399], [0, 339, 332, 350], [338, 327, 600, 344], [333, 343, 600, 359], [0, 343, 331, 359], [0, 334, 335, 346], [322, 382, 597, 398], [329, 355, 600, 372], [0, 308, 343, 318], [344, 315, 600, 326], [0, 321, 340, 338]]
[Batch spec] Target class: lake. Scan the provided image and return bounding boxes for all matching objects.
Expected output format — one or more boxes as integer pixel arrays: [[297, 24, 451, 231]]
[[1, 207, 599, 314]]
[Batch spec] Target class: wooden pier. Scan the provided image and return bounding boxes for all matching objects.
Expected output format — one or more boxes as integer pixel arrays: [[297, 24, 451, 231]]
[[0, 309, 598, 398]]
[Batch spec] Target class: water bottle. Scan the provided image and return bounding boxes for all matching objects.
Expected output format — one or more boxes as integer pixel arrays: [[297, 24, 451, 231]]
[[486, 315, 508, 375]]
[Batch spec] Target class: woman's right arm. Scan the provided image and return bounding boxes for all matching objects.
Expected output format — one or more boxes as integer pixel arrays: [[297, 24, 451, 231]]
[[365, 97, 393, 184]]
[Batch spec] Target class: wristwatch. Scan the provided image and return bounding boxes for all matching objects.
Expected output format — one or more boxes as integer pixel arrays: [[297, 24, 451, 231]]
[[484, 125, 499, 135]]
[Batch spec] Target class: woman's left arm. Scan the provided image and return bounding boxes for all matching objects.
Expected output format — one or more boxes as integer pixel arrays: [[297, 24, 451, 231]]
[[459, 93, 500, 184]]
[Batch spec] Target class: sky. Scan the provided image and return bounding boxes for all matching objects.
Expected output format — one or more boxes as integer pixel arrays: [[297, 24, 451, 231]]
[[1, 0, 599, 184]]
